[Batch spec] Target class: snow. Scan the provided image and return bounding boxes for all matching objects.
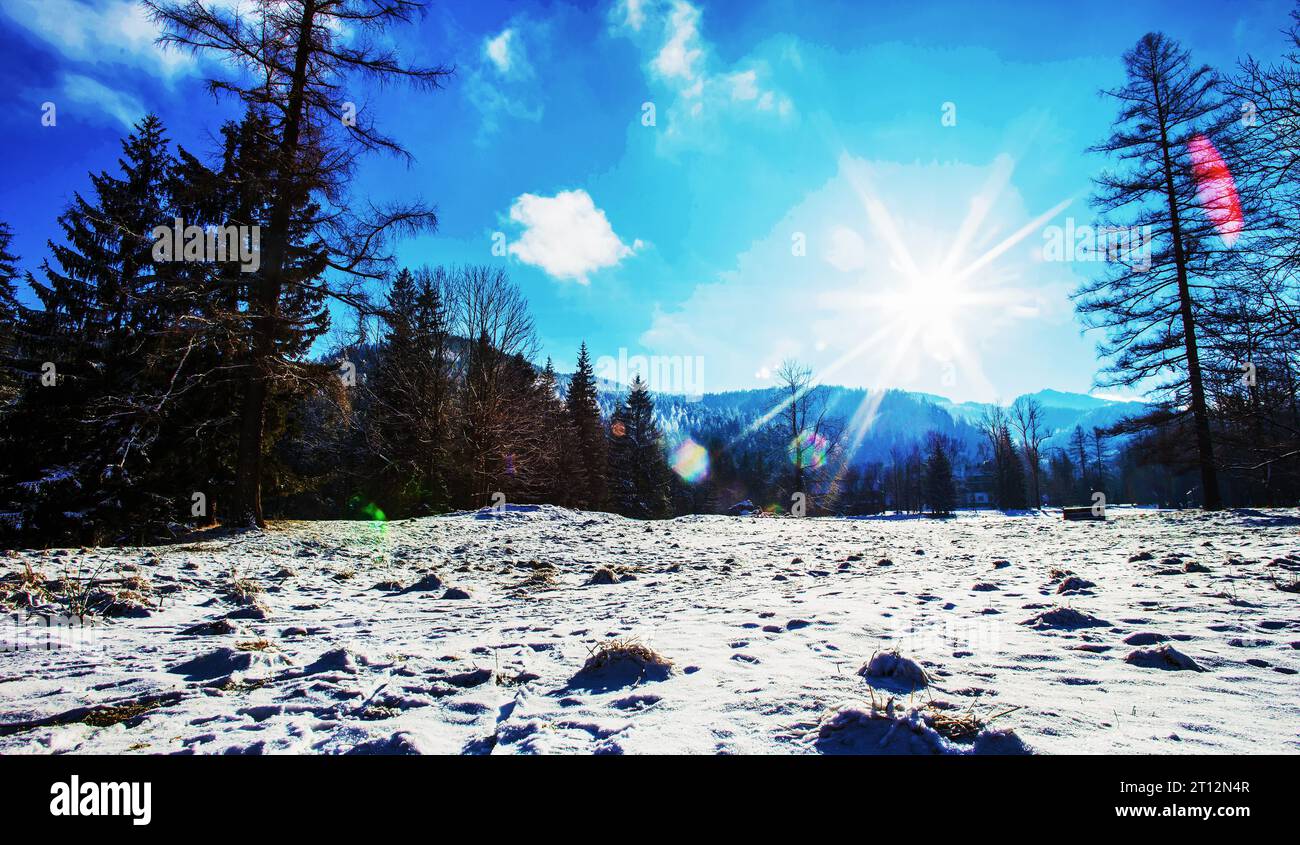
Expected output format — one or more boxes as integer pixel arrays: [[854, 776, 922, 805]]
[[1, 505, 1297, 754]]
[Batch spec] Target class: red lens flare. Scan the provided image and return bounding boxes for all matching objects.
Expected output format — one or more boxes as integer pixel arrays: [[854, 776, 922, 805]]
[[1187, 134, 1243, 247]]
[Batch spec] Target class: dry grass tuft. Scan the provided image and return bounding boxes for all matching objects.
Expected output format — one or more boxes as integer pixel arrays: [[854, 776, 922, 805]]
[[858, 686, 1022, 743], [225, 568, 263, 605], [0, 563, 54, 609], [580, 638, 673, 674], [236, 638, 276, 652], [516, 568, 558, 591], [81, 700, 163, 728], [925, 705, 985, 742]]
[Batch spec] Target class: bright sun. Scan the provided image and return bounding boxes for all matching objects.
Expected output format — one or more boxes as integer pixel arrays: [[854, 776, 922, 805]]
[[885, 272, 964, 331], [739, 155, 1076, 464]]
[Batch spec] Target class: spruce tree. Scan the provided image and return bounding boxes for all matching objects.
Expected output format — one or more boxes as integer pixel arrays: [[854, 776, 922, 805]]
[[566, 342, 607, 509], [608, 375, 671, 518], [537, 358, 581, 506], [997, 427, 1028, 510], [4, 116, 180, 543], [369, 268, 422, 512], [165, 109, 284, 526], [923, 433, 957, 515], [0, 222, 23, 409]]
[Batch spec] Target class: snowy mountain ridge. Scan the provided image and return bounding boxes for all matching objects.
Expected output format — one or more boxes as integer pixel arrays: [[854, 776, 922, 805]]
[[574, 378, 1154, 461]]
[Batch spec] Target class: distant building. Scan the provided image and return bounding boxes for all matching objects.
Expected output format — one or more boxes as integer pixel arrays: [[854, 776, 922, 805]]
[[955, 461, 994, 508]]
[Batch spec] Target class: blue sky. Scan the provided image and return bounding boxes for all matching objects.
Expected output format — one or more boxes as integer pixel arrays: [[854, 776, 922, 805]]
[[0, 0, 1295, 402]]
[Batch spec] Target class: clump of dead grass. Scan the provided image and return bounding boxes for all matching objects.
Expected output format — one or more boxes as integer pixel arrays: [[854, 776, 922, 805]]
[[574, 638, 674, 684], [224, 567, 263, 605], [859, 686, 1023, 743], [516, 567, 557, 591], [0, 563, 53, 609], [81, 700, 162, 728]]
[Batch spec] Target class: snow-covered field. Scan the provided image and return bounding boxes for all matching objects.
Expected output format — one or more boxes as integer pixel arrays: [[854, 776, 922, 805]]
[[2, 506, 1298, 755]]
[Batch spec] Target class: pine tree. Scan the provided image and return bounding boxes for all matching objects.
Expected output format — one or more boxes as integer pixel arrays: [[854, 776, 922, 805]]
[[3, 116, 181, 543], [537, 358, 582, 505], [608, 376, 671, 518], [566, 342, 607, 509], [165, 109, 285, 527], [369, 268, 436, 513], [997, 428, 1028, 510], [0, 222, 24, 409], [923, 432, 957, 515]]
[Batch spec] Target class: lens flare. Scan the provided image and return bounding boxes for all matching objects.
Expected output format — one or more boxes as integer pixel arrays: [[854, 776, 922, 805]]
[[1188, 134, 1243, 247], [670, 438, 709, 483], [789, 430, 829, 469], [346, 498, 389, 545]]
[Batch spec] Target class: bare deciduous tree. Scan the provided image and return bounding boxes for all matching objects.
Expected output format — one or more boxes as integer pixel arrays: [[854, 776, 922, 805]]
[[1011, 395, 1047, 509], [774, 359, 841, 512]]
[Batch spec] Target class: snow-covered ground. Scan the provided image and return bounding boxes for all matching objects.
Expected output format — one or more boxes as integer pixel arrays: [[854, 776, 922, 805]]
[[2, 506, 1297, 754]]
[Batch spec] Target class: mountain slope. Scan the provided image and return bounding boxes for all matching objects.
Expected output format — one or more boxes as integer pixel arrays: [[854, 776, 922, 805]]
[[588, 380, 1153, 463]]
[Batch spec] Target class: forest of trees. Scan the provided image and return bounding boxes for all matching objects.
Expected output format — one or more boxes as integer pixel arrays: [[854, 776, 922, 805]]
[[3, 1, 1300, 545]]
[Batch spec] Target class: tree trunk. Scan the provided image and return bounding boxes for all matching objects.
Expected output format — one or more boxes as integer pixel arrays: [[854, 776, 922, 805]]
[[1155, 73, 1222, 510], [229, 0, 317, 528]]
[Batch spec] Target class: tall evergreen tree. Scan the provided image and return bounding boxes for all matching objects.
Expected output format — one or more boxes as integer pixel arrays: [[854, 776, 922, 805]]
[[923, 432, 957, 515], [0, 222, 24, 409], [566, 342, 607, 509], [536, 358, 582, 506], [367, 267, 452, 514], [2, 116, 182, 543], [608, 376, 672, 518], [997, 428, 1028, 510], [165, 109, 287, 526]]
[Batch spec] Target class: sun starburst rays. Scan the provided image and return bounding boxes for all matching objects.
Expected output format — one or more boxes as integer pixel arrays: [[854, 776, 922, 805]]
[[740, 158, 1073, 485]]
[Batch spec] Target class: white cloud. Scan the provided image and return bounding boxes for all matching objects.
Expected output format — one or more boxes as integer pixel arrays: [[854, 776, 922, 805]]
[[651, 1, 702, 81], [612, 0, 794, 149], [484, 28, 517, 75], [467, 21, 540, 141], [506, 190, 638, 284], [620, 0, 647, 31], [2, 0, 200, 78], [62, 73, 145, 129], [728, 70, 759, 102]]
